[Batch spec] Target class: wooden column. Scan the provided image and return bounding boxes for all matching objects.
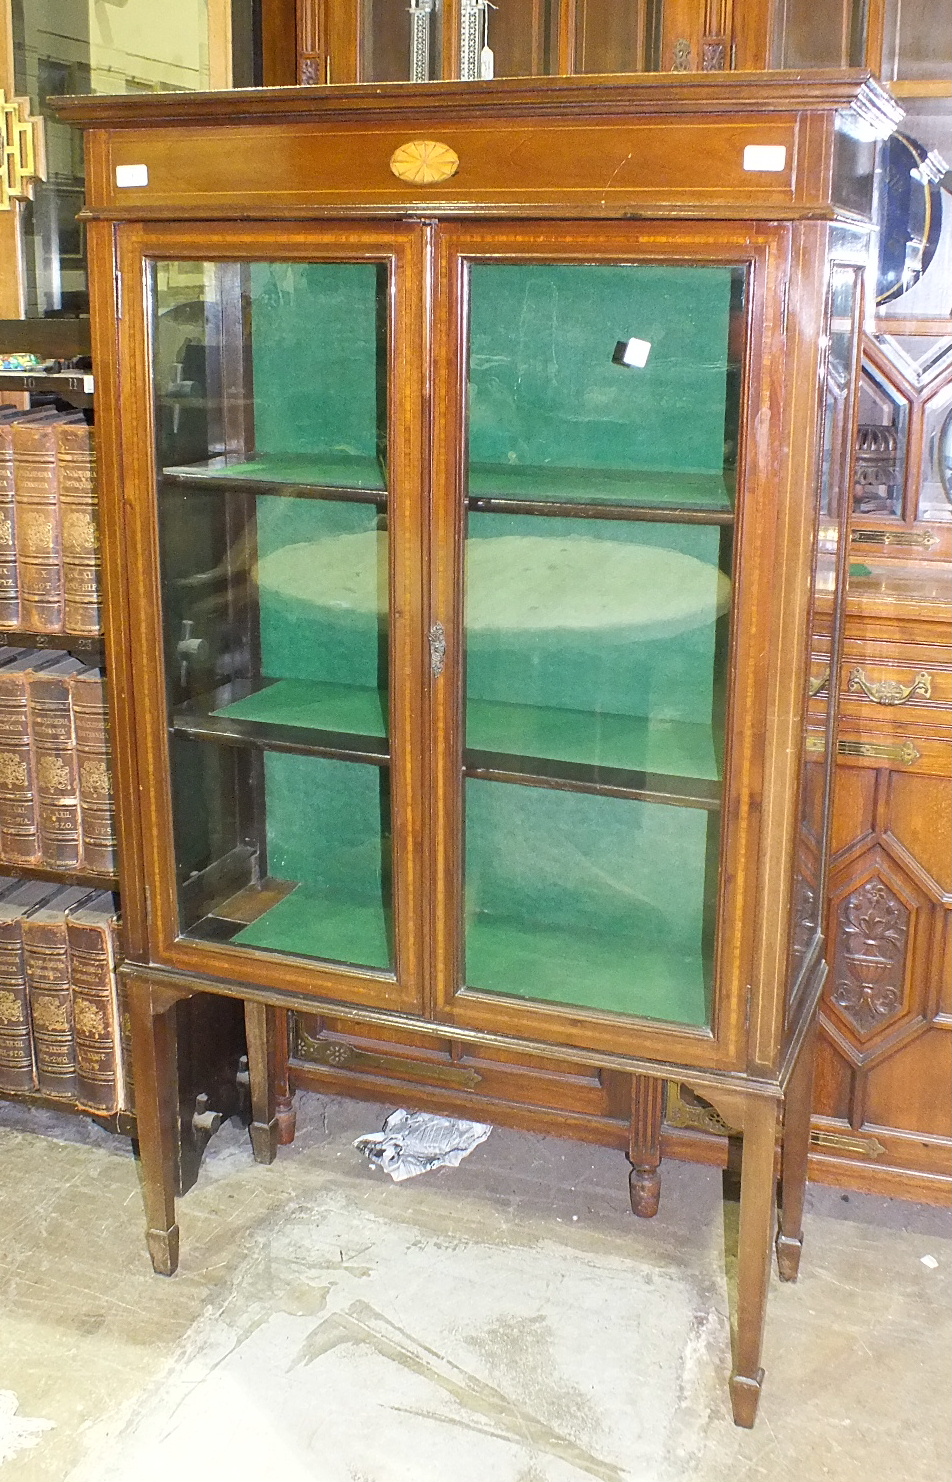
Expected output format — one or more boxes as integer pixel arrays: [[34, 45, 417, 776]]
[[628, 1074, 665, 1217]]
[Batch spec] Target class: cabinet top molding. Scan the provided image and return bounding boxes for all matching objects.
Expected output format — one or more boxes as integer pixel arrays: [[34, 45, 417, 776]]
[[53, 72, 901, 224], [54, 70, 900, 131]]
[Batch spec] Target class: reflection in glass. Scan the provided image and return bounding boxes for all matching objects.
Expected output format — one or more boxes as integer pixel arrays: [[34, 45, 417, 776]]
[[854, 362, 907, 518], [462, 262, 744, 1026], [153, 261, 394, 970], [920, 386, 952, 522], [788, 265, 861, 996], [12, 0, 212, 315]]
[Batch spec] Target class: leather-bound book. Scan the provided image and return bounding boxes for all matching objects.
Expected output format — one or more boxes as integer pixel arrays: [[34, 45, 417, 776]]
[[0, 409, 60, 629], [0, 876, 57, 1094], [24, 884, 96, 1100], [58, 415, 101, 635], [27, 654, 86, 869], [13, 410, 82, 633], [70, 666, 117, 874], [0, 649, 68, 864], [67, 890, 122, 1114]]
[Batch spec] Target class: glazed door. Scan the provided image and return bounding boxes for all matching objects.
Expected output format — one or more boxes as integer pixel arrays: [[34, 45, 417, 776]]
[[115, 222, 429, 1012], [429, 222, 787, 1069]]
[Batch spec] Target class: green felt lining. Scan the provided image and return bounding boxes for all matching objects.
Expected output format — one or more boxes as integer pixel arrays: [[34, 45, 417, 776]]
[[465, 915, 709, 1025], [209, 678, 720, 782], [233, 885, 392, 970], [468, 463, 732, 510], [212, 679, 387, 737]]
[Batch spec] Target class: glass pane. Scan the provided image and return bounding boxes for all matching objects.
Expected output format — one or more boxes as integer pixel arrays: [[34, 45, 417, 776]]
[[788, 265, 861, 995], [881, 0, 952, 83], [12, 0, 212, 316], [362, 0, 442, 81], [920, 383, 952, 522], [874, 112, 952, 322], [854, 361, 908, 519], [153, 261, 394, 971], [485, 0, 555, 77], [462, 262, 744, 1026], [574, 0, 648, 74]]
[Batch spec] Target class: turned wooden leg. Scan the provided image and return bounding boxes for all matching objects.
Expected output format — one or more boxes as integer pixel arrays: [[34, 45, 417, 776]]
[[730, 1095, 781, 1428], [628, 1075, 665, 1218], [271, 1006, 297, 1146], [129, 985, 183, 1276], [777, 1016, 818, 1282], [244, 1000, 280, 1164]]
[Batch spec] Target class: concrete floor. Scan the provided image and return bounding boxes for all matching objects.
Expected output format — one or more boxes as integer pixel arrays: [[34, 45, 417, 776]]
[[0, 1093, 949, 1482]]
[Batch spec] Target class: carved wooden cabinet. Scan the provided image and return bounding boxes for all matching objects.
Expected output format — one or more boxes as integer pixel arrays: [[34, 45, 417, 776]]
[[812, 564, 951, 1200], [58, 73, 898, 1425]]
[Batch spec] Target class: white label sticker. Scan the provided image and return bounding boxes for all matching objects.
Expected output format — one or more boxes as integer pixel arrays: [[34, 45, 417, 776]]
[[115, 163, 149, 188], [743, 145, 787, 173], [618, 337, 652, 368], [82, 375, 95, 394]]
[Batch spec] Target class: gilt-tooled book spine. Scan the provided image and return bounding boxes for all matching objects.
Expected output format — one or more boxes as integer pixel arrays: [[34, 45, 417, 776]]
[[27, 657, 86, 869], [67, 893, 121, 1114], [70, 668, 117, 874], [13, 413, 76, 633], [24, 887, 95, 1100], [0, 652, 65, 864], [0, 878, 57, 1094], [0, 416, 22, 627], [118, 981, 134, 1114], [58, 418, 101, 636]]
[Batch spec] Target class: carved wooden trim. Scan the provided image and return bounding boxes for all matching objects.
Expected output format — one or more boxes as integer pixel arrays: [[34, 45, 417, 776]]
[[830, 877, 909, 1037], [0, 89, 45, 211], [296, 0, 324, 85]]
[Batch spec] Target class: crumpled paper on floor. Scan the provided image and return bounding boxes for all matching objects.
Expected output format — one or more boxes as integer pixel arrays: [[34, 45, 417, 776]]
[[354, 1109, 492, 1182]]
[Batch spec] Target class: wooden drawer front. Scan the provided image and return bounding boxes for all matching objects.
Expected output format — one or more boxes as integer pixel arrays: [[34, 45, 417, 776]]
[[835, 727, 951, 777], [291, 1013, 628, 1123], [839, 655, 951, 727], [100, 113, 803, 217]]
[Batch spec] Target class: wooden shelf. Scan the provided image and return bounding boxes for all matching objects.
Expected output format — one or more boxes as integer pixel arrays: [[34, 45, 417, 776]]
[[0, 629, 105, 660], [174, 678, 722, 807], [0, 860, 119, 889], [0, 1084, 133, 1132], [466, 752, 721, 810]]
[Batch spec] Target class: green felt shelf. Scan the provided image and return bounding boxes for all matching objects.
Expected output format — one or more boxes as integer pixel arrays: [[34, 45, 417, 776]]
[[207, 679, 720, 787], [233, 883, 392, 970], [207, 679, 720, 789], [164, 452, 387, 492], [465, 913, 709, 1026], [212, 679, 387, 737], [468, 463, 733, 511], [163, 454, 732, 513], [467, 699, 719, 782]]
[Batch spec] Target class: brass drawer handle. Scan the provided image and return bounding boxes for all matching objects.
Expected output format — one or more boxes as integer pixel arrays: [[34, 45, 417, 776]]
[[809, 668, 830, 698], [295, 1027, 482, 1089], [838, 738, 922, 765], [847, 667, 932, 706]]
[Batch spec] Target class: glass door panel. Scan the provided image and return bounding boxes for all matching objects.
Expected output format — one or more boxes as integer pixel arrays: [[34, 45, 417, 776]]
[[461, 260, 745, 1027], [153, 259, 395, 971]]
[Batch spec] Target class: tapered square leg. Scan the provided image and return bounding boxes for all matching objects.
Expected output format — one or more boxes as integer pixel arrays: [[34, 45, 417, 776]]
[[729, 1095, 781, 1428], [271, 1006, 297, 1146], [244, 1000, 281, 1164], [129, 985, 183, 1276], [628, 1075, 665, 1218], [777, 1018, 818, 1282]]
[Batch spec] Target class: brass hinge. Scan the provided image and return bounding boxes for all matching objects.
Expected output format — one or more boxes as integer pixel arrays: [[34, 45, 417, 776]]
[[838, 737, 922, 766], [0, 89, 46, 212], [853, 528, 939, 550], [810, 1128, 886, 1158]]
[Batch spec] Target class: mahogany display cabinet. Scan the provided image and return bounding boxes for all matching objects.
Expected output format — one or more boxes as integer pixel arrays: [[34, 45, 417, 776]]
[[56, 72, 900, 1426]]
